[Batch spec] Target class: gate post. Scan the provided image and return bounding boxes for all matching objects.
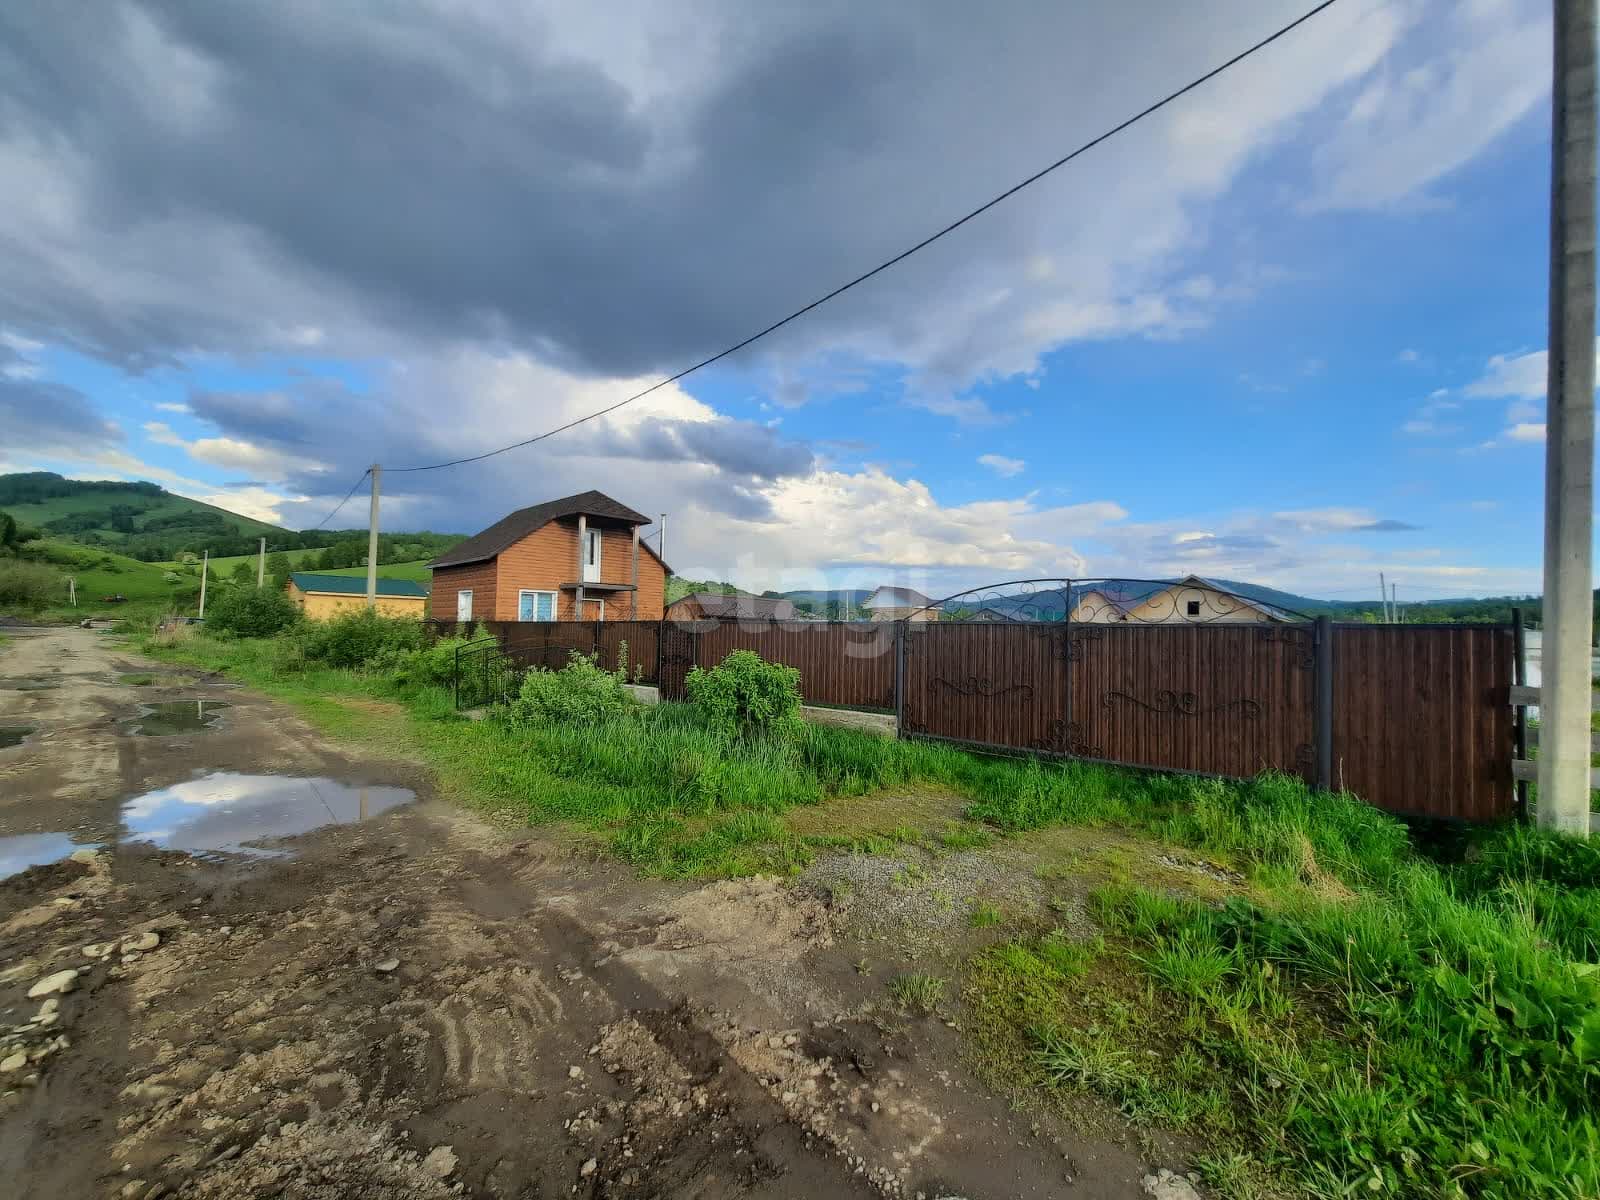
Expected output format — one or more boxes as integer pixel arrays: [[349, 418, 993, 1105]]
[[1314, 616, 1334, 791], [1511, 607, 1529, 821], [894, 620, 906, 738]]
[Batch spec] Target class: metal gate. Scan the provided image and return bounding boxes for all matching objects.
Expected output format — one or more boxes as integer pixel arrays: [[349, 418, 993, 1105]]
[[658, 621, 698, 700]]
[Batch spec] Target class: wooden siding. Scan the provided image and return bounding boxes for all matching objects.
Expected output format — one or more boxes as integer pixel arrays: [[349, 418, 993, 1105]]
[[1331, 625, 1514, 822], [431, 517, 665, 621], [427, 560, 497, 622]]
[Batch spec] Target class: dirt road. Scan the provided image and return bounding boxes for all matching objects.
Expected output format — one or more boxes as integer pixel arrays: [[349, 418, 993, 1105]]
[[0, 628, 1173, 1199]]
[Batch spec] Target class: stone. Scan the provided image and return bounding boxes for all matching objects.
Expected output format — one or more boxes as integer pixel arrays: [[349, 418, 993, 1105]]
[[0, 1051, 26, 1073], [580, 1159, 598, 1178], [69, 848, 99, 864], [27, 969, 79, 999], [568, 1065, 583, 1079], [82, 944, 113, 959], [373, 958, 399, 974], [422, 1146, 457, 1179], [1141, 1169, 1202, 1200], [120, 932, 160, 954], [36, 999, 58, 1017], [121, 1181, 147, 1198]]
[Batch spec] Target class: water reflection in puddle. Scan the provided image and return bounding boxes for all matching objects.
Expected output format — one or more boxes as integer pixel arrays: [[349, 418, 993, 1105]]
[[127, 700, 232, 736], [0, 726, 34, 749], [0, 833, 94, 881], [121, 773, 415, 860]]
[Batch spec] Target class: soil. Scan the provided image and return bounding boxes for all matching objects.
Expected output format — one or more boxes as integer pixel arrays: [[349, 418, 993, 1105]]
[[0, 628, 1187, 1199]]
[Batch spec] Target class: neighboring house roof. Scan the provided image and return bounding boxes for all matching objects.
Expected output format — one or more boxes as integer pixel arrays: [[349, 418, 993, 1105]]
[[864, 586, 934, 609], [290, 573, 429, 598], [430, 490, 659, 570], [674, 592, 796, 620], [1069, 575, 1290, 622]]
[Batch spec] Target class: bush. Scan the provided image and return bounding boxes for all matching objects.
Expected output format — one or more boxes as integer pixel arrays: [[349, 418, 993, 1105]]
[[204, 586, 301, 638], [302, 610, 427, 669], [685, 649, 803, 740], [509, 651, 635, 726], [379, 634, 475, 689], [0, 559, 64, 611]]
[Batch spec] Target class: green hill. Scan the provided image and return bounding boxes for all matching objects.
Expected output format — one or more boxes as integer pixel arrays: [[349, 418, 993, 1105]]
[[312, 560, 433, 586], [17, 539, 198, 623]]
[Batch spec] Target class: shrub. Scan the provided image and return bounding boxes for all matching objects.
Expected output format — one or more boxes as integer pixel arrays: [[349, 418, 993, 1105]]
[[381, 634, 475, 689], [204, 586, 301, 638], [684, 649, 802, 740], [0, 559, 63, 610], [509, 651, 635, 725], [302, 610, 427, 668]]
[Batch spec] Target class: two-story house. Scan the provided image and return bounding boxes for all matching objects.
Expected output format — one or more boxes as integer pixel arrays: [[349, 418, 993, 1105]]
[[427, 490, 669, 622]]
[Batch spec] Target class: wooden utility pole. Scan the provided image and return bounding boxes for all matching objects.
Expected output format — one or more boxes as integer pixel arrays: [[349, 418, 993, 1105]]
[[1539, 0, 1597, 836], [365, 465, 382, 612]]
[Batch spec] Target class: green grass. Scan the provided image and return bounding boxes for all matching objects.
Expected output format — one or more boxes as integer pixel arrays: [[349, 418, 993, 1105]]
[[118, 673, 157, 686], [2, 487, 279, 539], [139, 627, 1600, 1198], [968, 901, 1004, 928], [314, 560, 434, 585], [24, 540, 193, 625], [887, 972, 946, 1014]]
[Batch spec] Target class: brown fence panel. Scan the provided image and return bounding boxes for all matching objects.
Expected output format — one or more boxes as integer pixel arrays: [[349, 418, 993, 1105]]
[[595, 620, 661, 683], [1332, 625, 1514, 822], [694, 621, 897, 709], [900, 623, 1070, 751], [658, 620, 705, 700], [1068, 624, 1316, 780]]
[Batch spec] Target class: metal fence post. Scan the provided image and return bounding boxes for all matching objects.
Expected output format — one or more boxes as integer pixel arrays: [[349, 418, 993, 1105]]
[[1511, 607, 1529, 821], [1314, 616, 1334, 791], [894, 620, 906, 737], [1062, 582, 1073, 758]]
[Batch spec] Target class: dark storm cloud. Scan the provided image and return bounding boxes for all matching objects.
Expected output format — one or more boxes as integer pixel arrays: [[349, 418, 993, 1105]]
[[570, 419, 815, 481], [0, 377, 122, 454]]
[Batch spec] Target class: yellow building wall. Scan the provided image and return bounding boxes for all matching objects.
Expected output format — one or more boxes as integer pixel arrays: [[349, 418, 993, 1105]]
[[287, 582, 426, 621]]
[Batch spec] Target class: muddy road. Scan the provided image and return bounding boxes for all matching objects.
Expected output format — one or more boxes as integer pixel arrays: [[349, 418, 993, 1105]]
[[0, 628, 1174, 1199]]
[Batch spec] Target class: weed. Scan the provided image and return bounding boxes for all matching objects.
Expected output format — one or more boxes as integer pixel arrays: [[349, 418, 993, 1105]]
[[938, 823, 994, 851], [968, 901, 1003, 928], [887, 973, 945, 1015], [118, 673, 156, 686]]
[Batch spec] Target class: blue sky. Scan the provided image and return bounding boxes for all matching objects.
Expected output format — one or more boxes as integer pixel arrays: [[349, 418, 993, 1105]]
[[0, 0, 1583, 600]]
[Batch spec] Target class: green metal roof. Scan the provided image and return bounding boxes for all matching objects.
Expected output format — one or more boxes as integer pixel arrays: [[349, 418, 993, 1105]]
[[289, 572, 429, 598]]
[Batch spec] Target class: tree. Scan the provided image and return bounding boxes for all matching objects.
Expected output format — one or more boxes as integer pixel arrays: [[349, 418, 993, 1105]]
[[266, 551, 293, 591], [230, 561, 255, 585]]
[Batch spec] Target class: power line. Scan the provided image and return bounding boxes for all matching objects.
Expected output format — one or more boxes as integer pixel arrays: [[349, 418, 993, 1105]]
[[387, 0, 1341, 475], [307, 469, 371, 530]]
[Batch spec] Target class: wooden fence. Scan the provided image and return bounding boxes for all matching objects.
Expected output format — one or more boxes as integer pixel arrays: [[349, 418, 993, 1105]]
[[438, 616, 1523, 823]]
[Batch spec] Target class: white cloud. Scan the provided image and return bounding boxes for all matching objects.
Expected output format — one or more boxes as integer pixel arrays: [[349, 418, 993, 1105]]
[[1466, 347, 1550, 399], [1305, 0, 1549, 211], [1397, 348, 1421, 363], [976, 454, 1026, 477], [1505, 421, 1546, 443], [153, 401, 191, 414]]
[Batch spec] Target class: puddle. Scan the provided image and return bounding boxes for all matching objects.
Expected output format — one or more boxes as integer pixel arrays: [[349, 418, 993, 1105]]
[[0, 834, 95, 881], [119, 673, 159, 686], [120, 773, 415, 860], [0, 677, 59, 691], [0, 726, 34, 749], [127, 700, 232, 735]]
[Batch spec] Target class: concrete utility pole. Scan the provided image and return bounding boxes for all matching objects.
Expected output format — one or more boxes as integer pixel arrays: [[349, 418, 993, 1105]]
[[257, 537, 266, 588], [1379, 571, 1390, 623], [659, 513, 667, 566], [198, 550, 209, 619], [365, 465, 382, 612], [1539, 0, 1597, 836], [1391, 582, 1400, 624]]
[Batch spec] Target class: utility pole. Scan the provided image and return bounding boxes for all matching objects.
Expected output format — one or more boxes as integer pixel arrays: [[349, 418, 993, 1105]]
[[1379, 571, 1389, 623], [198, 550, 209, 619], [659, 513, 667, 565], [1540, 0, 1597, 836], [365, 465, 382, 612], [1391, 582, 1400, 623], [257, 537, 266, 588]]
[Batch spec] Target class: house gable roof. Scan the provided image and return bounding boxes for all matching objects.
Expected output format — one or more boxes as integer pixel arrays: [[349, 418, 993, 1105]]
[[430, 490, 655, 570], [290, 573, 429, 598], [676, 592, 795, 620], [864, 586, 934, 609]]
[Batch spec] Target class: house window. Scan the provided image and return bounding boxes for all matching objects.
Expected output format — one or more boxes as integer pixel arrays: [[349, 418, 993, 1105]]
[[583, 528, 602, 581], [457, 589, 473, 621], [1186, 600, 1201, 616], [518, 590, 556, 622]]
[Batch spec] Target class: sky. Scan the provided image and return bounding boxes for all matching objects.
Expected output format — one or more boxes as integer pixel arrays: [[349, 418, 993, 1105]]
[[0, 0, 1584, 602]]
